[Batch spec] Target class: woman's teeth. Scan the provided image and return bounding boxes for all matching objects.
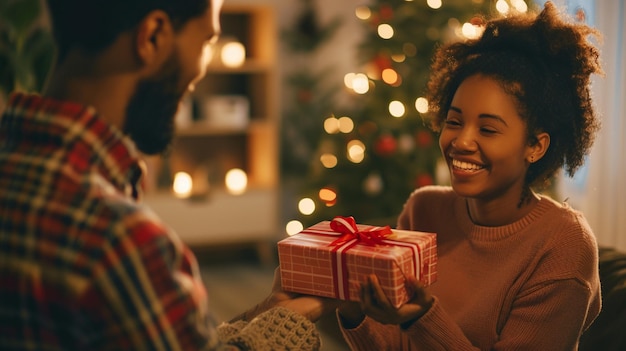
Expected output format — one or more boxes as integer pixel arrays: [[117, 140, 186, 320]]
[[452, 159, 484, 170]]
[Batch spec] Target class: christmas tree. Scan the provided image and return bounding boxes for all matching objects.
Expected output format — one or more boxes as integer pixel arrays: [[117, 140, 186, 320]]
[[280, 0, 342, 176], [287, 0, 533, 231]]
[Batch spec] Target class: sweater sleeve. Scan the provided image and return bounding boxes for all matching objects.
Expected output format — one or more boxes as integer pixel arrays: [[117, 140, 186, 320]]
[[402, 279, 595, 350], [337, 297, 477, 351], [337, 311, 406, 350], [486, 278, 596, 350], [340, 278, 597, 351]]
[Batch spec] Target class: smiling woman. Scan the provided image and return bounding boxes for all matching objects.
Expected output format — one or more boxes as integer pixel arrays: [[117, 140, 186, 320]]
[[440, 74, 551, 224], [334, 2, 605, 350]]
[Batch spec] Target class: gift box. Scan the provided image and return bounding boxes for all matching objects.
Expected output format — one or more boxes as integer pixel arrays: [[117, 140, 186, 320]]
[[277, 216, 437, 308]]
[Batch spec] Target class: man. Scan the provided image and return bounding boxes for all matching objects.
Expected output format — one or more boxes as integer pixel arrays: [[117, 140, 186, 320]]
[[0, 0, 334, 349]]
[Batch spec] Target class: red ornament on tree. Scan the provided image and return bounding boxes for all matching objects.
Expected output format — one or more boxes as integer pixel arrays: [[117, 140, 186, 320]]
[[415, 173, 434, 188], [416, 130, 434, 147], [379, 4, 394, 21], [373, 54, 392, 75], [297, 89, 313, 104], [374, 134, 397, 156]]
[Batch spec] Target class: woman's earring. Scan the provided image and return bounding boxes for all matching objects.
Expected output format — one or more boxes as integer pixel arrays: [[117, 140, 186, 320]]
[[530, 155, 535, 163]]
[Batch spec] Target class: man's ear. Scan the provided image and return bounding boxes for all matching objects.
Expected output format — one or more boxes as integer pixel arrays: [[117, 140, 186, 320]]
[[135, 10, 174, 68], [527, 132, 550, 163]]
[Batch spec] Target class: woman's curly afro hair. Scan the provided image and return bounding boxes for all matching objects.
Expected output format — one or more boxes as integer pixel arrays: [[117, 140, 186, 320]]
[[425, 1, 603, 190]]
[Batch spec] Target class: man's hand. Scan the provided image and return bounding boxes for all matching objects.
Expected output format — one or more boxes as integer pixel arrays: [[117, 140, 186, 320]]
[[251, 267, 341, 323]]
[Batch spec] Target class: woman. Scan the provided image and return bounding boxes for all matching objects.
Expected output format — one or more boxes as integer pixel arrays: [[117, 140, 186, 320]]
[[336, 2, 603, 350]]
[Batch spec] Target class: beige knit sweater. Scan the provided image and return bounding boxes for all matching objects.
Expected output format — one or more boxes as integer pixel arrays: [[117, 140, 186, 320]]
[[339, 185, 601, 351], [217, 306, 320, 350]]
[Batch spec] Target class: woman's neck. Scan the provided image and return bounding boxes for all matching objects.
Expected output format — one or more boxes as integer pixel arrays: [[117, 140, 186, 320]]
[[466, 192, 540, 227]]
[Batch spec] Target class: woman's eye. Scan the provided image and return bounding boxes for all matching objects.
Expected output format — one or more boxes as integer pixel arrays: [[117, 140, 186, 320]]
[[480, 127, 498, 134], [444, 119, 461, 127]]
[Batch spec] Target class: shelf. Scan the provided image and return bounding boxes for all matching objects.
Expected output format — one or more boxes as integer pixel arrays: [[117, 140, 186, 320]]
[[206, 59, 272, 73], [144, 188, 280, 246], [176, 118, 271, 137]]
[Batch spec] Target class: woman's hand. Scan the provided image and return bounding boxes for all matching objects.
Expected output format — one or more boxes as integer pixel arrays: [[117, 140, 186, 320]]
[[359, 274, 433, 326]]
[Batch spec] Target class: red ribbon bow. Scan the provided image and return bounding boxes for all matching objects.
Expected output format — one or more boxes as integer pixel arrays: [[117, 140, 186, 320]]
[[329, 216, 392, 246]]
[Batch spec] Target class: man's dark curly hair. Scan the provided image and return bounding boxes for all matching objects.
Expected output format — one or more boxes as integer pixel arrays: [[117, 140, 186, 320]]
[[46, 0, 210, 61], [425, 1, 602, 191]]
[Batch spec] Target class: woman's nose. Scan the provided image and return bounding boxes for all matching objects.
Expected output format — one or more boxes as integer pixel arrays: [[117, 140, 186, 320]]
[[451, 131, 477, 151]]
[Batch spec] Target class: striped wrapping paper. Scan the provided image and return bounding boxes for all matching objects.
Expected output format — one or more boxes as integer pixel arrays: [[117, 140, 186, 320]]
[[277, 218, 437, 308]]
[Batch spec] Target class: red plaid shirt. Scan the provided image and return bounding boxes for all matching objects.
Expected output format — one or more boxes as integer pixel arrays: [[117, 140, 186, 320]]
[[0, 93, 236, 350]]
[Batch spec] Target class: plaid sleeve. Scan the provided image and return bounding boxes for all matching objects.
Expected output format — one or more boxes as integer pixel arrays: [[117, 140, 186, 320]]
[[80, 208, 238, 350]]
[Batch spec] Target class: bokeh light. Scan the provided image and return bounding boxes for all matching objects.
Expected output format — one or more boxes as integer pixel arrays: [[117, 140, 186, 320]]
[[427, 0, 443, 10], [355, 6, 371, 20], [320, 153, 338, 168], [496, 0, 510, 14], [298, 197, 316, 215], [324, 116, 340, 134], [415, 97, 429, 113], [225, 168, 247, 195], [389, 100, 406, 117], [286, 220, 304, 236], [173, 172, 192, 198], [338, 116, 355, 133], [319, 188, 337, 203], [382, 68, 399, 85], [377, 24, 394, 39], [352, 73, 370, 94], [221, 41, 246, 67], [347, 140, 366, 163]]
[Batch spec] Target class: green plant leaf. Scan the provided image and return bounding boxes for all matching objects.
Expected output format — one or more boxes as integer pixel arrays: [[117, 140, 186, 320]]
[[0, 0, 42, 36], [25, 28, 55, 91], [0, 51, 16, 96]]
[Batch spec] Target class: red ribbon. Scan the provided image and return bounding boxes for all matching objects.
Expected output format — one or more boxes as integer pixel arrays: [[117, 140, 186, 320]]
[[329, 216, 393, 246]]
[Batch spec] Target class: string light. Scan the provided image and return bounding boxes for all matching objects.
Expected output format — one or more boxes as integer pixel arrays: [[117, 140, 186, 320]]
[[347, 140, 366, 163], [286, 220, 304, 236], [427, 0, 442, 10], [220, 41, 246, 67], [496, 0, 510, 14], [382, 68, 399, 85], [320, 153, 338, 168], [461, 22, 483, 39], [324, 116, 340, 134], [415, 97, 429, 113], [391, 54, 406, 63], [389, 100, 406, 118], [355, 6, 371, 20], [225, 168, 247, 195], [298, 197, 316, 215], [377, 24, 394, 39], [351, 73, 370, 94], [344, 73, 355, 88], [338, 116, 355, 133], [319, 188, 337, 206], [511, 0, 528, 12], [172, 172, 192, 198]]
